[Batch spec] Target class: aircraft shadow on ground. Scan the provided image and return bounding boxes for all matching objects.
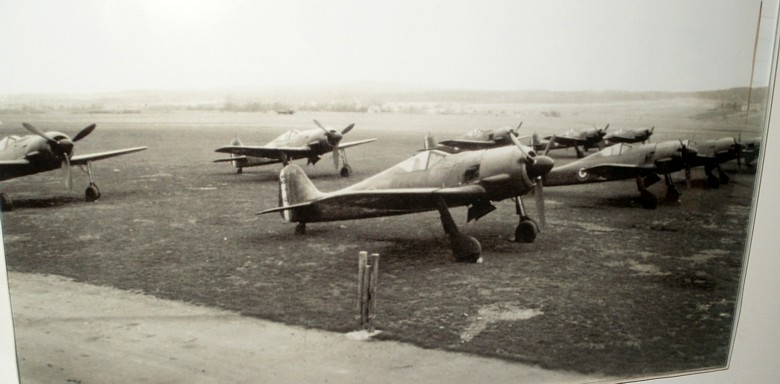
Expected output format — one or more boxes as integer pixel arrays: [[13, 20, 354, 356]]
[[10, 196, 82, 210]]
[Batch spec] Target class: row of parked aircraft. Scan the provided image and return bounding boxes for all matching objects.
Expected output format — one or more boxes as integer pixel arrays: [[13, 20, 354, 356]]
[[0, 120, 758, 263]]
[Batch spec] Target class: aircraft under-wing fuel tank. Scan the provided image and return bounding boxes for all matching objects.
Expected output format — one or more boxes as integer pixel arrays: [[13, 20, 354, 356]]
[[543, 139, 697, 209], [259, 134, 554, 263], [0, 123, 148, 211], [214, 120, 376, 177]]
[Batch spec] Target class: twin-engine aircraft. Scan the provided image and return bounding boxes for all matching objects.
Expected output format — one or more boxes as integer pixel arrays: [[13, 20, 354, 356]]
[[214, 120, 376, 177], [543, 140, 698, 208], [0, 123, 147, 211], [259, 134, 554, 263]]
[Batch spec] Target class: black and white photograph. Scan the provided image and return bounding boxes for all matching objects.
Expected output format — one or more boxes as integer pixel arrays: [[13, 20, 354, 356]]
[[1, 1, 779, 383]]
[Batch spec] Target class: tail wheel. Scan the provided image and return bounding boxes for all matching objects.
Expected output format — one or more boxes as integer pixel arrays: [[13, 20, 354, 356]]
[[85, 183, 101, 202]]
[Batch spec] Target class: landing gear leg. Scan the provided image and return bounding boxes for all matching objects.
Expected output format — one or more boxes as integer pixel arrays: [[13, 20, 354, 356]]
[[80, 161, 101, 202], [636, 176, 658, 209], [435, 197, 481, 263], [575, 146, 585, 158], [513, 196, 539, 243], [339, 148, 352, 177], [237, 167, 243, 174], [664, 173, 680, 203], [716, 165, 730, 184], [295, 222, 307, 235], [705, 164, 720, 189]]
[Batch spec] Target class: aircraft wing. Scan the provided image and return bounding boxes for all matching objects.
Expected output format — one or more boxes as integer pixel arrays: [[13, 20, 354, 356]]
[[214, 145, 312, 159], [259, 184, 487, 215], [213, 156, 247, 163], [0, 159, 33, 181], [338, 138, 377, 149], [583, 163, 657, 180], [70, 147, 148, 165], [437, 139, 498, 150], [545, 136, 583, 147]]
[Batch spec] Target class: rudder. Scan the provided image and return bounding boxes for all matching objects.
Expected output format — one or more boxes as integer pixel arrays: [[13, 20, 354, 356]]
[[278, 164, 323, 222]]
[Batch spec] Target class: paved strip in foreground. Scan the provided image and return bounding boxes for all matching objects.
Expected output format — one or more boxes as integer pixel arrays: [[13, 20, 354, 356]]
[[8, 272, 609, 384]]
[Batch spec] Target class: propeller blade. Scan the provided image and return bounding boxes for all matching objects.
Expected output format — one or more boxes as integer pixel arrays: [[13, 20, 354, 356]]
[[62, 155, 72, 190], [313, 119, 330, 134], [543, 135, 556, 156], [535, 177, 545, 227], [72, 124, 96, 142], [22, 123, 57, 144], [332, 146, 340, 169], [341, 123, 355, 135], [509, 131, 531, 161]]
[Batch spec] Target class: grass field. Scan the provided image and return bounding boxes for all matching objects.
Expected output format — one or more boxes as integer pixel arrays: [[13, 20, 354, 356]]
[[1, 97, 761, 380]]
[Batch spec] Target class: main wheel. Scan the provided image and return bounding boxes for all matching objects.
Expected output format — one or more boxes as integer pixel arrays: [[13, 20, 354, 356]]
[[640, 190, 657, 209], [85, 183, 101, 202], [514, 220, 539, 243], [665, 186, 680, 203], [450, 234, 482, 263], [707, 174, 720, 189], [295, 222, 307, 235], [340, 165, 352, 177], [719, 172, 730, 184]]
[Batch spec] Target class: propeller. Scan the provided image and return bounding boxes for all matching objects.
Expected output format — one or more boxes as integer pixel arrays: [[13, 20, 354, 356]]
[[510, 132, 554, 227], [313, 119, 354, 169], [22, 123, 94, 189]]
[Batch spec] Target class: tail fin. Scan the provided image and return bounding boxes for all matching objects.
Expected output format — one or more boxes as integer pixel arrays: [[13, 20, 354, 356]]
[[532, 132, 542, 148], [277, 164, 324, 222], [229, 136, 245, 169]]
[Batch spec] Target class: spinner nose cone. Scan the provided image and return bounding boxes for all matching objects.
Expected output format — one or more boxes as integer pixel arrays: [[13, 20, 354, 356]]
[[528, 155, 554, 179]]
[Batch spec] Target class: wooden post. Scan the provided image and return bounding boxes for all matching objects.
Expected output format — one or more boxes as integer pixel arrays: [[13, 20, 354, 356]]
[[357, 251, 368, 328], [367, 253, 380, 332]]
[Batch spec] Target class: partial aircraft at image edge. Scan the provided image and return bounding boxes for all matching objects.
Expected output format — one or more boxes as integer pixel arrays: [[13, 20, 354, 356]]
[[258, 133, 554, 263], [0, 123, 148, 211], [214, 119, 376, 177]]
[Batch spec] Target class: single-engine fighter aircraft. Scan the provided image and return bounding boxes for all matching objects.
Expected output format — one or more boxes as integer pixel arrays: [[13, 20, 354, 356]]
[[687, 137, 745, 188], [0, 123, 148, 211], [739, 136, 761, 168], [437, 123, 522, 150], [543, 139, 697, 209], [603, 127, 654, 146], [532, 124, 610, 158], [214, 120, 376, 177], [258, 134, 554, 263]]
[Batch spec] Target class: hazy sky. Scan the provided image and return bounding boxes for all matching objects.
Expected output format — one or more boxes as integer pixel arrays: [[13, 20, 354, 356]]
[[1, 0, 777, 94]]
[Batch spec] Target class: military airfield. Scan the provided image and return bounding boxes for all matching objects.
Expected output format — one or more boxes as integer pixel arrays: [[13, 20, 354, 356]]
[[1, 93, 762, 382]]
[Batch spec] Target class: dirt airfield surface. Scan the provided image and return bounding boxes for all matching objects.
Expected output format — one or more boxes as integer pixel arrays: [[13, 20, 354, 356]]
[[1, 100, 759, 382]]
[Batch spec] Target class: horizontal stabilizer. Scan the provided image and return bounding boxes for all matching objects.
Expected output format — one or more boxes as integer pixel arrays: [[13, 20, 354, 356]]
[[213, 156, 247, 163]]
